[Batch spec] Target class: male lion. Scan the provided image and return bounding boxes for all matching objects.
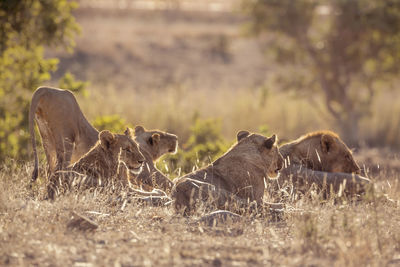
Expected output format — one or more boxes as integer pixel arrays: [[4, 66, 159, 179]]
[[171, 131, 284, 215], [29, 87, 178, 191], [276, 131, 369, 197], [47, 128, 145, 199]]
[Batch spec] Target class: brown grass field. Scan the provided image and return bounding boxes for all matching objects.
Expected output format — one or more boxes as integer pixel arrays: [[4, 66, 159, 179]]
[[2, 2, 400, 266], [1, 157, 399, 266]]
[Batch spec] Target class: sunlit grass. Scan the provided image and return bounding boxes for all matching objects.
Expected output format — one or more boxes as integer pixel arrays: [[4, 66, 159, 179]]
[[77, 85, 400, 151], [78, 86, 329, 143], [0, 161, 399, 266]]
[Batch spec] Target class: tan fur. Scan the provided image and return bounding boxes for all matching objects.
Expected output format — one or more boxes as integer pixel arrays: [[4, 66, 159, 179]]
[[171, 131, 284, 215], [278, 165, 370, 197], [29, 87, 178, 191], [47, 129, 145, 199], [30, 87, 98, 181], [276, 131, 366, 197], [279, 130, 360, 174], [131, 126, 177, 192]]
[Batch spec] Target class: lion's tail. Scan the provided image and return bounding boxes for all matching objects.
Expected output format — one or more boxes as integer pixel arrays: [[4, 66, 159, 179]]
[[29, 87, 45, 182]]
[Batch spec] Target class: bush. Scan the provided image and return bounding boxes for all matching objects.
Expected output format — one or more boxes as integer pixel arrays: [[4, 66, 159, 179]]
[[157, 118, 230, 177], [58, 72, 89, 96], [0, 0, 80, 163], [92, 114, 133, 133]]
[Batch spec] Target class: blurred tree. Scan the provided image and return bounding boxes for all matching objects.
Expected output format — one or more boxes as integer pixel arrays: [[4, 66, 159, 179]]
[[242, 0, 400, 145], [58, 71, 89, 95], [0, 0, 80, 162], [93, 114, 131, 133]]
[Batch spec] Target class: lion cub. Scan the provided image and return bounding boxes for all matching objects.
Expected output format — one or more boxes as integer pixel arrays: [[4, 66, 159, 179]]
[[47, 128, 144, 199], [172, 131, 284, 215]]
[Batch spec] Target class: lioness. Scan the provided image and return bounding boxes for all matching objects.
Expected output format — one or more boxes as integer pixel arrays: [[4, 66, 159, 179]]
[[171, 131, 284, 215], [47, 128, 145, 199], [29, 87, 98, 180], [29, 87, 178, 191], [131, 126, 177, 192], [279, 131, 360, 173], [276, 131, 369, 197]]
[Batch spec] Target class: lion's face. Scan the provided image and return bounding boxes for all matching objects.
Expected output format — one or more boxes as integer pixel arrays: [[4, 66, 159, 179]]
[[134, 126, 178, 160], [236, 131, 284, 178], [307, 134, 360, 174], [99, 129, 145, 176]]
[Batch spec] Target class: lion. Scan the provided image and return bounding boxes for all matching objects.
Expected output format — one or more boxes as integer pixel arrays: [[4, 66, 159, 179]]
[[47, 128, 145, 199], [131, 126, 177, 192], [275, 131, 369, 197], [29, 87, 178, 191], [29, 86, 98, 180], [279, 130, 360, 173], [171, 131, 284, 215]]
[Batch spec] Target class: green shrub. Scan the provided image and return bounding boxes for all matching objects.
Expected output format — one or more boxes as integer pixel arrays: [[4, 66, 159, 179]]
[[92, 114, 132, 133], [58, 72, 89, 96], [0, 0, 80, 163], [157, 118, 230, 178]]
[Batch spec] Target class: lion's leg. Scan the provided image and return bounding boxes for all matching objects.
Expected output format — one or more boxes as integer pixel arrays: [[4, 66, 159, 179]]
[[55, 137, 74, 172], [63, 138, 74, 169], [47, 172, 63, 200], [152, 170, 174, 193], [37, 121, 57, 179], [172, 181, 191, 215]]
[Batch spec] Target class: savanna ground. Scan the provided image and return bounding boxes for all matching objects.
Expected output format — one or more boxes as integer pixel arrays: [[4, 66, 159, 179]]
[[1, 155, 400, 266], [2, 2, 400, 266]]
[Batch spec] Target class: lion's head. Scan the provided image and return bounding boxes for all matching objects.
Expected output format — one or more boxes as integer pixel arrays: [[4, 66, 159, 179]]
[[280, 131, 360, 174], [234, 130, 284, 179], [134, 125, 178, 161], [99, 128, 145, 176]]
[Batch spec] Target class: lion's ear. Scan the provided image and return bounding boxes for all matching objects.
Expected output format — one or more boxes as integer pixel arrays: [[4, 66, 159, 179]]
[[265, 134, 276, 149], [124, 127, 133, 137], [321, 134, 335, 153], [99, 130, 115, 149], [237, 130, 250, 142], [135, 125, 145, 136], [149, 133, 160, 146]]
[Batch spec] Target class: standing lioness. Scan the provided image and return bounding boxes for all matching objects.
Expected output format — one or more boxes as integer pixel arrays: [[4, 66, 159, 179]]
[[172, 131, 284, 215]]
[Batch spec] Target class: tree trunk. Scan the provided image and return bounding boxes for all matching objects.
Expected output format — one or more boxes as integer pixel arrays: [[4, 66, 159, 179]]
[[338, 111, 361, 148]]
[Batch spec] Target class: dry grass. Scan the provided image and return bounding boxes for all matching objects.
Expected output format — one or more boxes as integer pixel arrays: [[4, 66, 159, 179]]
[[12, 5, 399, 266], [1, 157, 399, 266], [77, 86, 328, 144]]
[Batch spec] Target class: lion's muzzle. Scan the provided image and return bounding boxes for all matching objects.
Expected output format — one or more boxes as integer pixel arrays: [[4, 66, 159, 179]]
[[127, 159, 144, 176]]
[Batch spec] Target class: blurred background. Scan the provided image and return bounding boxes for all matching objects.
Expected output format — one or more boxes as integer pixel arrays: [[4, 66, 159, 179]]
[[1, 0, 400, 173]]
